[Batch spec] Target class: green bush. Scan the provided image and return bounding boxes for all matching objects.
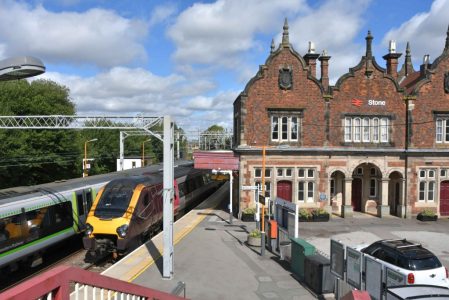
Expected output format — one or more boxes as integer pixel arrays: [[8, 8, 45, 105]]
[[420, 209, 436, 217], [249, 229, 261, 238], [312, 208, 329, 216], [299, 208, 311, 218], [243, 207, 256, 215]]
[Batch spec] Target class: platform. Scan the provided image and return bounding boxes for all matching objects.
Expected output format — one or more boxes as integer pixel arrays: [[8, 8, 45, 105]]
[[103, 182, 316, 299]]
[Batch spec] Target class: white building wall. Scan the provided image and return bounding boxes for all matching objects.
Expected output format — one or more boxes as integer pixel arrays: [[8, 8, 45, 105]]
[[116, 159, 142, 171]]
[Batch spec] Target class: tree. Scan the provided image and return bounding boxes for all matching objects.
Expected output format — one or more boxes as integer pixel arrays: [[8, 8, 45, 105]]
[[0, 80, 79, 188]]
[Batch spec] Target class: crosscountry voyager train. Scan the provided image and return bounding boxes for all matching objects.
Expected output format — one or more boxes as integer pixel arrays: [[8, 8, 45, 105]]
[[0, 161, 212, 272], [83, 165, 220, 260]]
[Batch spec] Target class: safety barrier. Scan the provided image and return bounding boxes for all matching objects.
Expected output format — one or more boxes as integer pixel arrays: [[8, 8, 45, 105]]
[[1, 265, 186, 300]]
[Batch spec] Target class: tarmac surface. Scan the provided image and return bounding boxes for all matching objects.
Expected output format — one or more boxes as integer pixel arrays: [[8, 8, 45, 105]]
[[104, 182, 449, 299]]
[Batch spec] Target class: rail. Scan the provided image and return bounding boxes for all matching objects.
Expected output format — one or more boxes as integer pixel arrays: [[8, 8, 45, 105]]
[[1, 265, 186, 300]]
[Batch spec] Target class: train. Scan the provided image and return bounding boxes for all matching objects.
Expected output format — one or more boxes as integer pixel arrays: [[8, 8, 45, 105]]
[[0, 161, 215, 272], [82, 165, 220, 260]]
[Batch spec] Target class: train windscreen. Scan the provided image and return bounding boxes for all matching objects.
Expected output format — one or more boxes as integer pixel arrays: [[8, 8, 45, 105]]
[[94, 180, 135, 218]]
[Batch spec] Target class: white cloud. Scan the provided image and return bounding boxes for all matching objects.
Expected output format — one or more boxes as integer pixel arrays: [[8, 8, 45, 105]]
[[0, 1, 148, 67], [382, 0, 449, 68], [149, 4, 177, 27], [287, 0, 371, 83], [167, 0, 307, 68], [39, 68, 236, 129]]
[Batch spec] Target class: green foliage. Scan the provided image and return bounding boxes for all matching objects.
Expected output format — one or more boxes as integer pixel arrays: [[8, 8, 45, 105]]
[[312, 208, 329, 216], [243, 207, 256, 215], [299, 208, 311, 218], [0, 80, 79, 188], [249, 229, 261, 238], [419, 209, 436, 217]]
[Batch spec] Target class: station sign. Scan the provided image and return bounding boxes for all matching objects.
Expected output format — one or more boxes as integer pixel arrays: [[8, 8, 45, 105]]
[[242, 185, 258, 191]]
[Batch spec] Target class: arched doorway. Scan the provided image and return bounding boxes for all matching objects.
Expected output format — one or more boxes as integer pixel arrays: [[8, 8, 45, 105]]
[[277, 180, 292, 202], [330, 170, 345, 214], [389, 171, 403, 216], [352, 163, 382, 213], [440, 181, 449, 216], [352, 178, 362, 211]]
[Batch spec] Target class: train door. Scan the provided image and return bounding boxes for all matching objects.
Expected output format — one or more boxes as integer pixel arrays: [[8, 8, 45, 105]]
[[75, 188, 93, 231]]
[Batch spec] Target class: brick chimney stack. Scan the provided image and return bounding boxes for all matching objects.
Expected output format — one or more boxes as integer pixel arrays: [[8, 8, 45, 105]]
[[319, 50, 331, 90], [383, 40, 402, 78], [304, 41, 320, 77]]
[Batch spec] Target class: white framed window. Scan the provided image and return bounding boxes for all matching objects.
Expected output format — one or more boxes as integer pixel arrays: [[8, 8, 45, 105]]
[[272, 116, 279, 141], [380, 118, 388, 142], [372, 118, 379, 142], [344, 117, 352, 142], [369, 179, 377, 197], [363, 118, 370, 142], [255, 168, 261, 178], [271, 114, 301, 142], [277, 168, 283, 177], [265, 168, 271, 178], [286, 168, 292, 177], [441, 169, 447, 177], [307, 169, 315, 178], [370, 168, 377, 176], [297, 168, 316, 203], [344, 116, 389, 143], [436, 119, 443, 142], [418, 169, 437, 202], [354, 118, 361, 142], [356, 167, 363, 176]]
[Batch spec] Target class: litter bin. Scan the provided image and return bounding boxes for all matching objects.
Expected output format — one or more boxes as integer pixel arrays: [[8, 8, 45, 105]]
[[304, 254, 335, 294], [279, 241, 291, 261], [290, 237, 316, 280]]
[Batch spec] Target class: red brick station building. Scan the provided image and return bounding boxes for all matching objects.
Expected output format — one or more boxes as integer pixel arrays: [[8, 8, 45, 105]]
[[233, 20, 449, 219]]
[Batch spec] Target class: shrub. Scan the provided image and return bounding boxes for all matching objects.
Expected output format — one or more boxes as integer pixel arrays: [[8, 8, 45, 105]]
[[299, 208, 311, 218], [243, 207, 256, 215], [312, 208, 329, 216], [249, 229, 261, 238], [420, 209, 436, 217]]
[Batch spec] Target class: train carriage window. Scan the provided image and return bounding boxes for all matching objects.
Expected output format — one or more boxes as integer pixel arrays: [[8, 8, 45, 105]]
[[85, 191, 93, 211], [178, 182, 186, 197], [1, 215, 25, 254], [76, 193, 84, 216], [95, 181, 134, 218]]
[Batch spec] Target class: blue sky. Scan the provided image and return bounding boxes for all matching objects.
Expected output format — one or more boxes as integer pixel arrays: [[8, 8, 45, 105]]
[[0, 0, 448, 133]]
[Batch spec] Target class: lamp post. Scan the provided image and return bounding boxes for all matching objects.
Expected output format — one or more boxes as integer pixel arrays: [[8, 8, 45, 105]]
[[0, 56, 45, 81], [141, 139, 151, 167], [83, 138, 98, 177]]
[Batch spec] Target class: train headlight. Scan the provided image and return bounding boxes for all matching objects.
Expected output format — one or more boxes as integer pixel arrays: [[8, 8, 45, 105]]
[[86, 223, 93, 236], [116, 224, 129, 238]]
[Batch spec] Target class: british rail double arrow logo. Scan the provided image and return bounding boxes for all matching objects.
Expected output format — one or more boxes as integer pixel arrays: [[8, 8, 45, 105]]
[[352, 98, 363, 107]]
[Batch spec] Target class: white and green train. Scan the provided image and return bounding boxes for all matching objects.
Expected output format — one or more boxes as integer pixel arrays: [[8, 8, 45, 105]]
[[0, 162, 178, 272]]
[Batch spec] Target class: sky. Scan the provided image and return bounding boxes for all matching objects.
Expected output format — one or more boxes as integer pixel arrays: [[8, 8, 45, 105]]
[[1, 0, 449, 133]]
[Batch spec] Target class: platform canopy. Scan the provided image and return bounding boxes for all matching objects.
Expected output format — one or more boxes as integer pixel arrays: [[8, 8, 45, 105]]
[[0, 56, 45, 81], [193, 150, 239, 170]]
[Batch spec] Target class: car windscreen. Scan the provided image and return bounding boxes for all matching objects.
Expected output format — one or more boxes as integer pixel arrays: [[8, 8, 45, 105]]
[[406, 256, 442, 270], [94, 181, 135, 219]]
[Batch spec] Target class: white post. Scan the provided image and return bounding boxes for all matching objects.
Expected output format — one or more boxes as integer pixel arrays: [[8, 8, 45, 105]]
[[163, 116, 174, 279], [294, 203, 299, 238], [229, 170, 233, 224], [119, 132, 124, 171]]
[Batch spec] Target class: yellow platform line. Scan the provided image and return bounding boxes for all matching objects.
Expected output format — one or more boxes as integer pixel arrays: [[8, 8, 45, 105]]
[[126, 193, 225, 282]]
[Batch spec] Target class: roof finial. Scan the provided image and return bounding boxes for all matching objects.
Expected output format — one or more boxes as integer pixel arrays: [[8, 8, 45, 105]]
[[271, 38, 275, 53], [366, 30, 373, 58], [406, 41, 411, 56], [445, 24, 449, 51], [282, 18, 289, 46]]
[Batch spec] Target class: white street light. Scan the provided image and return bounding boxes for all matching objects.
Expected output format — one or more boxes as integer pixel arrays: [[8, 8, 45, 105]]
[[0, 56, 45, 81]]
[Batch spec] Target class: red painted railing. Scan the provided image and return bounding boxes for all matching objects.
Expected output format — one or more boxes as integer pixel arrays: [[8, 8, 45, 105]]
[[1, 265, 186, 300]]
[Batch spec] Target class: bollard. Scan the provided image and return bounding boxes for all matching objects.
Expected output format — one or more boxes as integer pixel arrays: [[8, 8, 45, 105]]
[[261, 233, 265, 256]]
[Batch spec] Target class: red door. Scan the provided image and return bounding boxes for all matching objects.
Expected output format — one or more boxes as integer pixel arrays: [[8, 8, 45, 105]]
[[440, 181, 449, 216], [277, 180, 292, 202], [351, 178, 362, 211]]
